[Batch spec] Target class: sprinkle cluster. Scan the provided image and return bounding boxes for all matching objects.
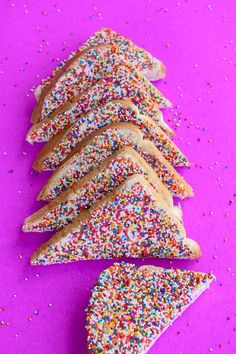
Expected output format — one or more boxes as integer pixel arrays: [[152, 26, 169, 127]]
[[26, 153, 163, 232], [86, 263, 214, 353], [33, 180, 193, 265]]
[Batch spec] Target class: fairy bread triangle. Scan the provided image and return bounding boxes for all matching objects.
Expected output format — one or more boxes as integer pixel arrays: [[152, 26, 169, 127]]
[[35, 28, 166, 101], [32, 45, 170, 123], [31, 174, 200, 265], [86, 262, 215, 353]]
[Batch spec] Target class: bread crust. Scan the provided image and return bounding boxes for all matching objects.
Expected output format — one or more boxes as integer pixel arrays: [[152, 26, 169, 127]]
[[138, 265, 164, 273]]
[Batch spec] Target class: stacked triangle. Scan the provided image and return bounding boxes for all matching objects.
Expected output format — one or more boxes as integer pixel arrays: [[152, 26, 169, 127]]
[[24, 28, 215, 352]]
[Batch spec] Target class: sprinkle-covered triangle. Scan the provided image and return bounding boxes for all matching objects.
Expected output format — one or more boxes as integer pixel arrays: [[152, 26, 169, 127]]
[[86, 262, 215, 353], [31, 175, 201, 265]]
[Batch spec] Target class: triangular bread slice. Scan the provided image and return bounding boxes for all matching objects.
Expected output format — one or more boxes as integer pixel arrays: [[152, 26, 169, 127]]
[[35, 27, 166, 101], [28, 74, 174, 145], [82, 28, 166, 81], [37, 123, 193, 201], [30, 100, 187, 170], [86, 262, 215, 353], [31, 44, 170, 123], [23, 147, 182, 232], [31, 174, 201, 265]]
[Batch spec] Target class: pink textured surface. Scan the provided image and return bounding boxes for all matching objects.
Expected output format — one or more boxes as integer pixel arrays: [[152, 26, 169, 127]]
[[1, 0, 236, 353]]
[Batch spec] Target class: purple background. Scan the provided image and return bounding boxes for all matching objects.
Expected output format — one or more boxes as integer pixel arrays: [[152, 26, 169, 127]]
[[1, 0, 236, 353]]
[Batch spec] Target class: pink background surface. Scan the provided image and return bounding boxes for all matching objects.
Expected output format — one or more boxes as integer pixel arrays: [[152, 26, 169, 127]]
[[1, 0, 236, 353]]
